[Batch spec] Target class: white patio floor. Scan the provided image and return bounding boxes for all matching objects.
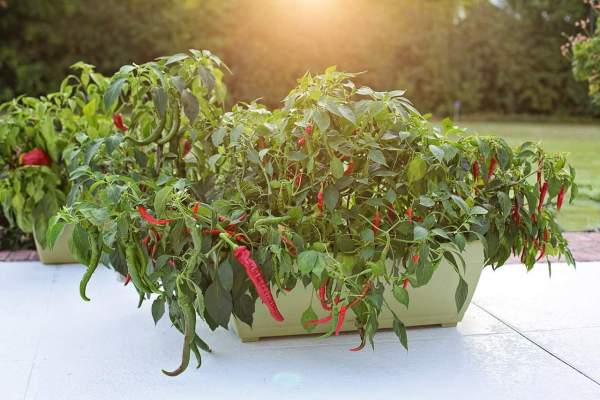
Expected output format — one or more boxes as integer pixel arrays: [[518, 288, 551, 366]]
[[1, 260, 599, 400]]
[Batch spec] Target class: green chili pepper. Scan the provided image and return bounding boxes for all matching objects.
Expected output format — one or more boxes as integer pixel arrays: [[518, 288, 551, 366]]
[[124, 93, 168, 145], [162, 261, 197, 376], [157, 97, 181, 145], [79, 235, 100, 302]]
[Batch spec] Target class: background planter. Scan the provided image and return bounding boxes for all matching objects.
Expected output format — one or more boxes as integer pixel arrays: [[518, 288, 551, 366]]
[[231, 243, 484, 341], [33, 224, 78, 264]]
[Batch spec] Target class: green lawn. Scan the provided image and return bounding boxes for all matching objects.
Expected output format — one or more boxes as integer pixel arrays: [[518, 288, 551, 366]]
[[460, 121, 600, 232]]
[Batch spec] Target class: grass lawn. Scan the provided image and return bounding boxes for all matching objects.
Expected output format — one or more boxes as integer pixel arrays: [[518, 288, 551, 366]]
[[460, 121, 600, 232]]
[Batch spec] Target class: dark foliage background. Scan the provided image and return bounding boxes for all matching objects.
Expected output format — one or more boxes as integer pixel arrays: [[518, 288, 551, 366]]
[[0, 0, 596, 116], [0, 0, 597, 249]]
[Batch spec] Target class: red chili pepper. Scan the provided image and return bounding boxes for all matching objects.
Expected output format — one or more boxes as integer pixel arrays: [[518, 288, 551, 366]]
[[218, 215, 227, 222], [307, 315, 333, 325], [405, 208, 413, 224], [488, 155, 497, 179], [318, 283, 331, 311], [412, 254, 420, 264], [151, 243, 158, 258], [192, 202, 200, 215], [234, 246, 284, 321], [113, 113, 128, 131], [297, 137, 306, 147], [373, 210, 382, 231], [182, 139, 192, 156], [168, 259, 176, 268], [536, 244, 546, 262], [334, 306, 348, 336], [538, 180, 548, 213], [124, 274, 131, 286], [294, 173, 303, 188], [138, 206, 172, 225], [520, 245, 527, 263], [202, 228, 223, 235], [543, 228, 550, 242], [317, 190, 324, 212], [305, 124, 313, 135], [512, 199, 521, 225], [402, 278, 410, 289], [472, 160, 479, 181], [557, 185, 565, 211], [19, 148, 51, 166], [343, 161, 354, 176], [235, 234, 245, 242]]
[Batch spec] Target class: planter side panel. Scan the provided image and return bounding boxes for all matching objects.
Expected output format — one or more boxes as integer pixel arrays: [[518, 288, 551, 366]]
[[232, 243, 484, 341], [34, 225, 78, 265]]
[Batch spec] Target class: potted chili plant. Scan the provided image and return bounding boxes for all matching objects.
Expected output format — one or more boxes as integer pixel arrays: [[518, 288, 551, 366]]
[[50, 53, 575, 376], [0, 64, 110, 263]]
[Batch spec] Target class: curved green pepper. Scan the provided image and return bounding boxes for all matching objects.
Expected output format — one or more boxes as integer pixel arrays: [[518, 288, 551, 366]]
[[79, 236, 100, 302]]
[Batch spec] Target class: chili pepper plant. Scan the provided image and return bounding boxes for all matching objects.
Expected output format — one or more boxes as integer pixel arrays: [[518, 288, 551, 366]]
[[48, 54, 576, 376], [0, 64, 110, 247]]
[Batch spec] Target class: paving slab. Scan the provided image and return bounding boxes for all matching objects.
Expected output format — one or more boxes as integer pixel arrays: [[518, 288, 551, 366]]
[[1, 261, 599, 399]]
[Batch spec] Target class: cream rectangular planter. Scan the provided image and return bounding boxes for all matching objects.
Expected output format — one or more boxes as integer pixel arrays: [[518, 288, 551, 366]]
[[33, 224, 78, 265], [231, 243, 484, 341]]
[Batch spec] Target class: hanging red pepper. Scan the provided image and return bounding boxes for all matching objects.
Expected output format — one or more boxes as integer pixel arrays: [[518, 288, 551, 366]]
[[488, 155, 497, 179], [281, 235, 297, 256], [124, 274, 131, 286], [536, 245, 546, 262], [233, 246, 284, 321], [512, 199, 521, 225], [405, 208, 414, 224], [412, 254, 420, 264], [317, 190, 324, 212], [182, 139, 192, 156], [305, 124, 313, 135], [297, 137, 306, 147], [334, 306, 348, 336], [192, 202, 200, 215], [138, 206, 173, 225], [538, 180, 548, 212], [343, 161, 354, 176], [531, 213, 537, 223], [113, 113, 128, 131], [19, 148, 51, 166], [543, 228, 550, 242], [373, 210, 382, 231], [318, 282, 331, 311], [557, 185, 565, 211], [472, 160, 479, 181], [402, 278, 410, 289], [294, 173, 303, 188]]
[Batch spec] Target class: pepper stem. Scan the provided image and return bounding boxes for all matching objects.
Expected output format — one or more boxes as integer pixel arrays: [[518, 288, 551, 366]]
[[219, 232, 238, 249]]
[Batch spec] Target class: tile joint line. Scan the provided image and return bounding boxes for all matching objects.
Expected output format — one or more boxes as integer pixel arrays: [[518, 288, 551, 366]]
[[472, 302, 600, 387]]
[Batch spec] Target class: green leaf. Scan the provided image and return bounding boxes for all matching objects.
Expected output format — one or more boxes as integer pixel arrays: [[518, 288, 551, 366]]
[[212, 127, 226, 147], [393, 286, 409, 307], [301, 305, 319, 332], [323, 185, 339, 210], [455, 276, 469, 312], [151, 297, 165, 324], [429, 145, 445, 162], [368, 149, 388, 166], [314, 109, 330, 131], [416, 260, 435, 286], [297, 250, 327, 275], [393, 318, 408, 350], [205, 282, 232, 328], [218, 259, 233, 291], [181, 89, 199, 123], [46, 219, 65, 249], [470, 206, 488, 215], [407, 157, 427, 182], [103, 78, 126, 111], [330, 157, 344, 179], [413, 226, 429, 241], [419, 196, 435, 208], [153, 187, 171, 217]]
